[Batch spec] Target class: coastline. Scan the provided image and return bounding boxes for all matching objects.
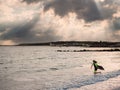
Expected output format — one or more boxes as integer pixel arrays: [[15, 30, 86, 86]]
[[69, 75, 120, 90]]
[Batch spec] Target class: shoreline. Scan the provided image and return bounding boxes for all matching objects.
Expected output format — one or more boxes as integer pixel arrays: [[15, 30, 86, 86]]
[[1, 41, 120, 47], [69, 75, 120, 90]]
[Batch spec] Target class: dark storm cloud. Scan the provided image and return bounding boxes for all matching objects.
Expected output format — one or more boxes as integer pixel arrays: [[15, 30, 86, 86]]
[[22, 0, 119, 22], [0, 15, 39, 41], [22, 0, 42, 4], [43, 0, 120, 22], [0, 14, 61, 44], [0, 24, 8, 33], [44, 0, 102, 22]]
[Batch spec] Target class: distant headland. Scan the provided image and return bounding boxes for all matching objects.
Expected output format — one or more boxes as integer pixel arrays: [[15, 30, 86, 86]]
[[17, 41, 120, 47]]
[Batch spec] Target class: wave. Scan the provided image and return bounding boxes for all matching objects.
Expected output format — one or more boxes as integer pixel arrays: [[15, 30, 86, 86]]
[[60, 70, 120, 90]]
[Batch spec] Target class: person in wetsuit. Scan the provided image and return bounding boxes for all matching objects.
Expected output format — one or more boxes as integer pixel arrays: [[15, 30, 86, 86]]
[[91, 60, 99, 74]]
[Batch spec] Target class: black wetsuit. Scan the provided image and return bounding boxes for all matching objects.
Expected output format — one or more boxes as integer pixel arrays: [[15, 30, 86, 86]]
[[93, 62, 98, 72]]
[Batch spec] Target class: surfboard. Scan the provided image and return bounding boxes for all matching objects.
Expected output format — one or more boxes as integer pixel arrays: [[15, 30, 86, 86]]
[[98, 65, 104, 70]]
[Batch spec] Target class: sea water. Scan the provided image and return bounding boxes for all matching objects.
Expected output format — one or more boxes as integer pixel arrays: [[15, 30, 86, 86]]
[[0, 46, 120, 90]]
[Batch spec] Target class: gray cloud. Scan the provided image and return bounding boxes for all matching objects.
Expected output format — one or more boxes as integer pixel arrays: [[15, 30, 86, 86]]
[[0, 14, 61, 44], [22, 0, 42, 4], [101, 0, 119, 19], [22, 0, 119, 22], [103, 0, 120, 5], [43, 0, 120, 22], [0, 15, 39, 42], [44, 0, 102, 22], [1, 0, 120, 45]]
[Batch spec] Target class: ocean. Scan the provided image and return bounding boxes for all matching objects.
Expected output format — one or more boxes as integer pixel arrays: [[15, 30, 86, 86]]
[[0, 46, 120, 90]]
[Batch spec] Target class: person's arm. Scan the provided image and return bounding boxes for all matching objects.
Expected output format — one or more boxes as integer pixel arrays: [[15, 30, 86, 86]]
[[91, 63, 93, 69]]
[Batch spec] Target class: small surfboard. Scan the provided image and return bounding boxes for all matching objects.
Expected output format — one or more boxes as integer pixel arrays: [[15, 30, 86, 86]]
[[98, 65, 104, 70]]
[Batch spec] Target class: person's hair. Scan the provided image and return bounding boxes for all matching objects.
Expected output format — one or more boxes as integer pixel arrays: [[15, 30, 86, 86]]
[[93, 60, 97, 63]]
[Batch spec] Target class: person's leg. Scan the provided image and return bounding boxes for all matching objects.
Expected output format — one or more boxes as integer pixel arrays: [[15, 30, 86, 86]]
[[94, 67, 101, 74], [94, 67, 97, 74]]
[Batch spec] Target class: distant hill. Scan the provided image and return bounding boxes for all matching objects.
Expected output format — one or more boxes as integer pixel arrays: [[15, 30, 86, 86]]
[[18, 41, 120, 47]]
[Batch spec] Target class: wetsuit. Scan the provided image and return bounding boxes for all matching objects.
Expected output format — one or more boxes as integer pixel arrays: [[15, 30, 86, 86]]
[[93, 62, 98, 72]]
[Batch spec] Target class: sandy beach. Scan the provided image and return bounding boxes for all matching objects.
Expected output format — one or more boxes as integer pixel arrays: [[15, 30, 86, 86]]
[[69, 76, 120, 90]]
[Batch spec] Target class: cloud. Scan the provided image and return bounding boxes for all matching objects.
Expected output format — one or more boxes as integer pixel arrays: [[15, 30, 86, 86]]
[[101, 0, 120, 19], [0, 14, 39, 40], [34, 28, 62, 43], [44, 0, 103, 22], [22, 0, 42, 4], [112, 18, 120, 31], [0, 40, 15, 45], [0, 0, 120, 45], [0, 0, 62, 44], [0, 13, 61, 44], [43, 0, 120, 22]]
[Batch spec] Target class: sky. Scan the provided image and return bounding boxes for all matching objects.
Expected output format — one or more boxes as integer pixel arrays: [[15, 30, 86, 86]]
[[0, 0, 120, 45]]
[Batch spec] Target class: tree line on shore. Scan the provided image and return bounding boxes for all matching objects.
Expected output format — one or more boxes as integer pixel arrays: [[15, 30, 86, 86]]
[[18, 41, 120, 47]]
